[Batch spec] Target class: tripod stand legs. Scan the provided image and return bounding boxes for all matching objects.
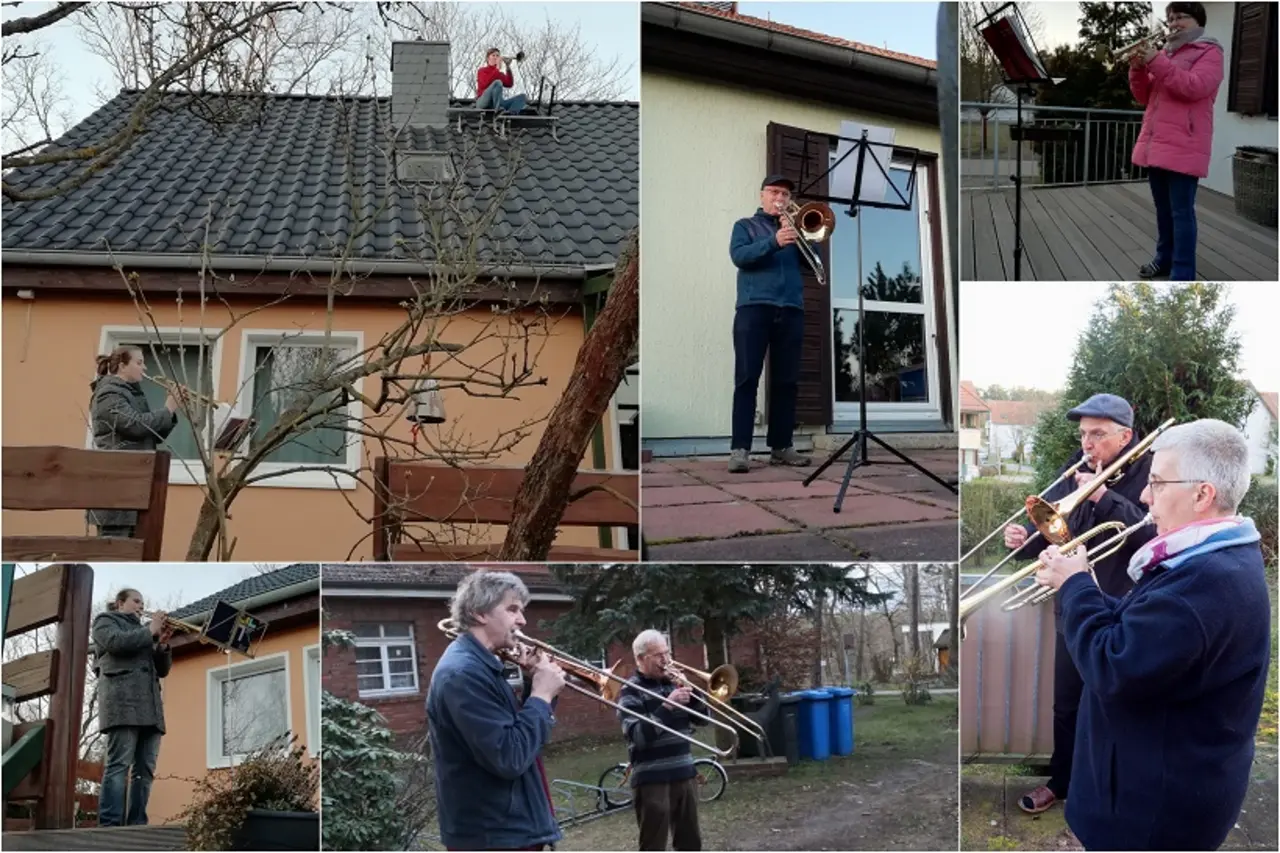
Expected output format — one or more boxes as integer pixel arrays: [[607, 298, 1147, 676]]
[[804, 431, 959, 513]]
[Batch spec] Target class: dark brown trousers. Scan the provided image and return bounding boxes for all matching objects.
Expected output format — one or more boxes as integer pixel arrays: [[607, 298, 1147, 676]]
[[633, 776, 701, 851]]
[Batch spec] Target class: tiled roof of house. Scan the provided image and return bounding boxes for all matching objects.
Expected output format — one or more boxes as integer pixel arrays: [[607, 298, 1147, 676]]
[[170, 563, 320, 619], [960, 380, 989, 413], [2, 91, 637, 268], [1259, 391, 1278, 421], [672, 2, 936, 70], [321, 563, 564, 594], [987, 399, 1054, 427]]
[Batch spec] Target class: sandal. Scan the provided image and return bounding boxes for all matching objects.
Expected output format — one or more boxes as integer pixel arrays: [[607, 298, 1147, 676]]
[[1018, 784, 1058, 815]]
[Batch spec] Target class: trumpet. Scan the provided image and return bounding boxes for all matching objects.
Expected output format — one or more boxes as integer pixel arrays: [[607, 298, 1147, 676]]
[[437, 620, 741, 757], [502, 50, 526, 65], [139, 609, 201, 635], [143, 373, 224, 408], [1108, 22, 1173, 68], [958, 515, 1151, 623], [777, 200, 836, 286], [666, 660, 769, 749]]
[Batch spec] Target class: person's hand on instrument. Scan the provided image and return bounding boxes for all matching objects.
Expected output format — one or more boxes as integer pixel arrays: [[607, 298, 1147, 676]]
[[1140, 42, 1158, 64], [149, 610, 167, 636], [164, 390, 180, 413], [512, 645, 541, 673], [1004, 523, 1028, 549], [1075, 460, 1108, 504], [530, 657, 566, 702], [776, 220, 798, 246], [665, 686, 694, 710], [1036, 545, 1089, 590]]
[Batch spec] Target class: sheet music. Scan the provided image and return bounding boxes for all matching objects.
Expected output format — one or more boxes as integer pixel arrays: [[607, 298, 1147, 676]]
[[833, 120, 897, 205]]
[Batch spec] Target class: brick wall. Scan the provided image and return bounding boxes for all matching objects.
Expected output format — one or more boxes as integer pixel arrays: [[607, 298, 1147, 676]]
[[322, 595, 706, 742]]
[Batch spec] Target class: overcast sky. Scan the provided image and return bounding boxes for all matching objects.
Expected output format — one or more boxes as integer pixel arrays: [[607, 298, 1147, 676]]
[[11, 563, 281, 616], [739, 2, 942, 61], [1017, 2, 1162, 52], [961, 283, 1280, 392]]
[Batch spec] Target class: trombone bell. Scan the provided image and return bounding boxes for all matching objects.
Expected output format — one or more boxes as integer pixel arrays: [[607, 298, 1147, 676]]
[[791, 202, 836, 243]]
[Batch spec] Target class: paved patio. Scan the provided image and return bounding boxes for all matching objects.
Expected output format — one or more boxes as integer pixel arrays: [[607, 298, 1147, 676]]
[[643, 447, 959, 561]]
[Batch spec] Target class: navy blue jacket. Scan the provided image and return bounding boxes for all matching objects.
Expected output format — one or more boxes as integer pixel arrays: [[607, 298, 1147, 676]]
[[729, 208, 805, 309], [1014, 433, 1156, 616], [426, 632, 561, 849], [1058, 538, 1270, 850]]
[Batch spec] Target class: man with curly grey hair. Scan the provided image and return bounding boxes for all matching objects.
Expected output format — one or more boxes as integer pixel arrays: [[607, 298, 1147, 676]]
[[427, 570, 567, 850], [1035, 418, 1270, 850]]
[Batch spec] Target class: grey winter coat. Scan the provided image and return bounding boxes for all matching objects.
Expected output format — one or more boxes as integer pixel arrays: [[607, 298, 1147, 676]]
[[91, 610, 172, 733], [87, 375, 177, 529]]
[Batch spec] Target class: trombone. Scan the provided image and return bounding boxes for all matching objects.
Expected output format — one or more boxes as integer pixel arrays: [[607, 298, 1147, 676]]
[[958, 515, 1153, 623], [666, 660, 769, 749], [776, 200, 836, 286], [437, 620, 741, 758]]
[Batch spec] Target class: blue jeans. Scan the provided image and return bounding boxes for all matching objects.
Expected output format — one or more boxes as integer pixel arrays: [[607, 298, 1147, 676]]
[[99, 726, 163, 827], [1147, 166, 1199, 280], [731, 304, 804, 451], [476, 80, 527, 114]]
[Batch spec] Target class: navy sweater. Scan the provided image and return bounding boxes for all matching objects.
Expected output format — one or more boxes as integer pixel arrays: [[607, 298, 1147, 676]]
[[1058, 539, 1270, 850], [729, 209, 805, 309], [618, 673, 708, 788], [426, 633, 561, 849], [1014, 434, 1156, 613]]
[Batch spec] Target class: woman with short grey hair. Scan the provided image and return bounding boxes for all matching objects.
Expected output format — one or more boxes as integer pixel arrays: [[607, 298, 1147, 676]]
[[1149, 418, 1252, 512]]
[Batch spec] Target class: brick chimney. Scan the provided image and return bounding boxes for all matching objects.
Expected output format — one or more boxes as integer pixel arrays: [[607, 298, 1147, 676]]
[[391, 41, 450, 129]]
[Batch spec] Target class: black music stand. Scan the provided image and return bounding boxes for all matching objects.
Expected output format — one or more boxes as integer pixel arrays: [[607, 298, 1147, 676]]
[[974, 2, 1054, 281], [203, 599, 269, 659], [796, 130, 959, 513]]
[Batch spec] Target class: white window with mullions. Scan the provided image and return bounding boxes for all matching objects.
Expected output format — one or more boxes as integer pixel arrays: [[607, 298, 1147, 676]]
[[238, 329, 364, 490], [354, 623, 419, 697], [92, 327, 223, 485]]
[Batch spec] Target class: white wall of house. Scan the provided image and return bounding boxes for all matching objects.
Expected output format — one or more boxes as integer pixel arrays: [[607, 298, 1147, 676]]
[[641, 70, 945, 442], [1243, 397, 1276, 475], [1202, 3, 1278, 198]]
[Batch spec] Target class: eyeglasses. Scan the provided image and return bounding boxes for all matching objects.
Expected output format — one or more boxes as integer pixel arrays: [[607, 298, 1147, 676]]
[[1078, 429, 1121, 442], [1147, 478, 1202, 493]]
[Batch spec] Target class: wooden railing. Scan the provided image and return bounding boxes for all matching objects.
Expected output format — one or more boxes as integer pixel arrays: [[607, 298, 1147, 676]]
[[2, 447, 169, 561], [2, 564, 94, 830], [372, 459, 639, 561]]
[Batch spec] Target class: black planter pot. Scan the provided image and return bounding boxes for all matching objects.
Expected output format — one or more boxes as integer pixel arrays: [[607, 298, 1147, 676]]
[[230, 808, 320, 851]]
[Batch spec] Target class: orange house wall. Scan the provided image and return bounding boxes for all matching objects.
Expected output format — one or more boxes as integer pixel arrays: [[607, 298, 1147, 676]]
[[147, 622, 319, 825], [1, 291, 615, 560]]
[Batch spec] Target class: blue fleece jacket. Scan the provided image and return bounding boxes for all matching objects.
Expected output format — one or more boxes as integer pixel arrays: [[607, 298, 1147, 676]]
[[1057, 537, 1270, 850], [729, 208, 805, 309], [426, 632, 562, 849]]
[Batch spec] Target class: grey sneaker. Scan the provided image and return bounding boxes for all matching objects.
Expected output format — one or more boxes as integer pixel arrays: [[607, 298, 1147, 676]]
[[728, 449, 750, 473], [770, 447, 811, 467]]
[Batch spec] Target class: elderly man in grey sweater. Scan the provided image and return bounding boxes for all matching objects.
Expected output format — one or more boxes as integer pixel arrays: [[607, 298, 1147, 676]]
[[92, 588, 173, 827]]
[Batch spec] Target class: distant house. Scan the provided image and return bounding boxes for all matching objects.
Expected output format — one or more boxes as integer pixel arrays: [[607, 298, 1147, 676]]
[[959, 381, 990, 481], [0, 40, 637, 560], [1244, 382, 1278, 475], [147, 565, 320, 825], [986, 399, 1055, 463]]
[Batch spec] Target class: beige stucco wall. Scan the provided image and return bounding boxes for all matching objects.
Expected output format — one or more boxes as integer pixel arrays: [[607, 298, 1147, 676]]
[[641, 70, 947, 441], [2, 291, 613, 560], [148, 622, 318, 824]]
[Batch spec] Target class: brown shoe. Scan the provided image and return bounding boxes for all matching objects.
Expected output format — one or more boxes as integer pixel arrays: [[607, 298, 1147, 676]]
[[1018, 785, 1058, 814]]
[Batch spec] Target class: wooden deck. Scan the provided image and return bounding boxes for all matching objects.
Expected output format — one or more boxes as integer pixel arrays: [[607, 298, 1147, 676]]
[[2, 825, 187, 850], [964, 182, 1278, 282]]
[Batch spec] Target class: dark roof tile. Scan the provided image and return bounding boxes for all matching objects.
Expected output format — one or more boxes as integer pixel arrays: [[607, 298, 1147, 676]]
[[170, 564, 320, 619]]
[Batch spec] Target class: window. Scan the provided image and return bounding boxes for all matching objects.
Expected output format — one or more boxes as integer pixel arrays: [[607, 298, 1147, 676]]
[[354, 623, 419, 697], [1228, 3, 1278, 118], [240, 330, 363, 489], [94, 328, 221, 484], [303, 644, 320, 757], [207, 653, 291, 768]]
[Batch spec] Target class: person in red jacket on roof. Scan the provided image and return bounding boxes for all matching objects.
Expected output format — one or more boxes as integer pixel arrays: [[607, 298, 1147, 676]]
[[1128, 2, 1224, 282], [476, 47, 528, 115]]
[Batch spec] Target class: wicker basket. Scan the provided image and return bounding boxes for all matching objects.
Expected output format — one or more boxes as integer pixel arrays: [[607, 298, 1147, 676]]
[[1232, 146, 1278, 227]]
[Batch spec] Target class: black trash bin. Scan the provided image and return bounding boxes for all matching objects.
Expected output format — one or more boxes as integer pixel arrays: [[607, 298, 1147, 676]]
[[769, 693, 801, 764], [730, 694, 768, 758]]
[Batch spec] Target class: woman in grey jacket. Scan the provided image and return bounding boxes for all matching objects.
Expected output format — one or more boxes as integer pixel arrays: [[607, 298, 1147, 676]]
[[92, 588, 173, 826], [87, 346, 179, 538]]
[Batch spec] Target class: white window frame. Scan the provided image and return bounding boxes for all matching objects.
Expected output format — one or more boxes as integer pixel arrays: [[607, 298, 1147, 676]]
[[91, 326, 225, 486], [303, 644, 320, 758], [827, 158, 942, 425], [353, 622, 420, 699], [206, 651, 292, 769], [238, 329, 365, 490]]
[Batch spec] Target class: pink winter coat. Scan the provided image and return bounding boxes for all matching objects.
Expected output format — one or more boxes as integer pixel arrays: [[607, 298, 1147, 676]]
[[1129, 38, 1224, 179]]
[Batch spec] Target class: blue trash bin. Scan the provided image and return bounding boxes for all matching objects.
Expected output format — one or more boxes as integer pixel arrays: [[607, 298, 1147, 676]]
[[827, 687, 855, 756], [806, 689, 833, 760], [791, 691, 814, 759]]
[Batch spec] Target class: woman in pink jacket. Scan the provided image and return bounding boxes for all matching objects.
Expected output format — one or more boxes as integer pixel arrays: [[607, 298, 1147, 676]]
[[1129, 2, 1224, 282]]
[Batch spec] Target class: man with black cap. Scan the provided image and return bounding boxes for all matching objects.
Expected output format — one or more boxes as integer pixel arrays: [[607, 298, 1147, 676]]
[[725, 175, 811, 474], [1001, 392, 1157, 817]]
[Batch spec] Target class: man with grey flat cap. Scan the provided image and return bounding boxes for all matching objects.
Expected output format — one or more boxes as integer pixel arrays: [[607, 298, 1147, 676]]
[[1002, 392, 1157, 818], [726, 174, 811, 474]]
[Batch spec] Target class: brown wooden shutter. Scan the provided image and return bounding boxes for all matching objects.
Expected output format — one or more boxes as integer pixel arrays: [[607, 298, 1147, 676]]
[[1228, 3, 1273, 116], [766, 121, 833, 428]]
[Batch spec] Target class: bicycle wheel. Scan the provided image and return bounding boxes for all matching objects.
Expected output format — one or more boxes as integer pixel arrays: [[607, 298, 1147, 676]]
[[597, 763, 633, 808], [692, 758, 727, 803]]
